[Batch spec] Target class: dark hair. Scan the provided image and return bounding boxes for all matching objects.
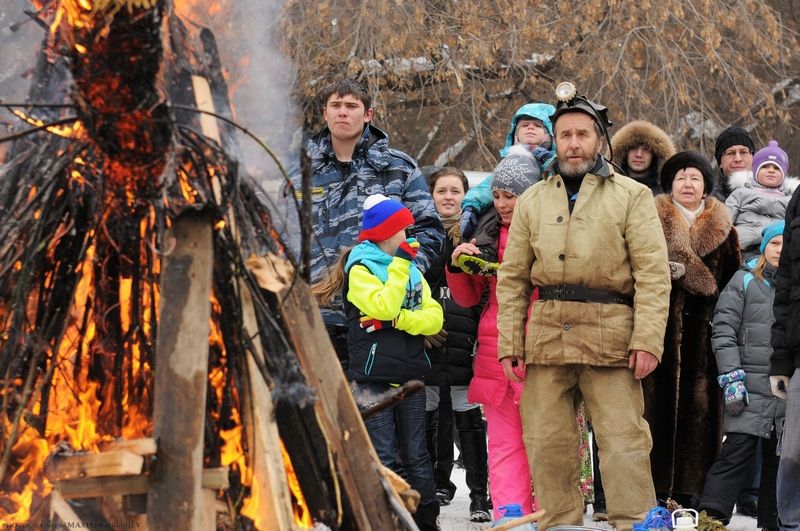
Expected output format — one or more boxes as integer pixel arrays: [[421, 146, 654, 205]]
[[320, 79, 371, 110], [429, 166, 469, 193]]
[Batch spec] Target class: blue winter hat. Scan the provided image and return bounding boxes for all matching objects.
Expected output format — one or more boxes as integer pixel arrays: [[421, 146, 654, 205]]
[[760, 220, 785, 254], [358, 194, 414, 242]]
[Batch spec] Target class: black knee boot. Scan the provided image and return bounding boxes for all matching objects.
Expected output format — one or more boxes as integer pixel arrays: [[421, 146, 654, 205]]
[[455, 408, 491, 522]]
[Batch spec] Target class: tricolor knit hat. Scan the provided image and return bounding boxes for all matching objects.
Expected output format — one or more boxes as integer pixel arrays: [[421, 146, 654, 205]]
[[714, 126, 755, 165], [358, 194, 415, 242], [753, 140, 789, 185], [491, 145, 541, 197], [760, 220, 785, 254]]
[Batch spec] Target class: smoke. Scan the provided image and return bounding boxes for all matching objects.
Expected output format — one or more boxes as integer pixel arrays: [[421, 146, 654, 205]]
[[0, 2, 55, 120], [174, 0, 300, 187], [0, 0, 301, 246]]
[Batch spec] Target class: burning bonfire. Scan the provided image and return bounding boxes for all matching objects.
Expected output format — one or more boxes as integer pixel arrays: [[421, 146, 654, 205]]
[[0, 1, 418, 529]]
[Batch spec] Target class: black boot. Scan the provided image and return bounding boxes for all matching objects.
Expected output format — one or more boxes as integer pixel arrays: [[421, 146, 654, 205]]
[[425, 409, 455, 505], [414, 501, 441, 531], [455, 408, 491, 523]]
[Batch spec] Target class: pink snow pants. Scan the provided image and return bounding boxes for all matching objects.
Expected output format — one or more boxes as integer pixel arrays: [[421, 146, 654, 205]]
[[483, 385, 536, 520]]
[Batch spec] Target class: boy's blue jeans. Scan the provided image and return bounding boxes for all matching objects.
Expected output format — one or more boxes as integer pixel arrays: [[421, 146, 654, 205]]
[[778, 368, 800, 531], [361, 382, 437, 506]]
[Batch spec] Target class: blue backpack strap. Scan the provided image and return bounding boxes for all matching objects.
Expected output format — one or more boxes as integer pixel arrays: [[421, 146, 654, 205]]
[[743, 272, 754, 293]]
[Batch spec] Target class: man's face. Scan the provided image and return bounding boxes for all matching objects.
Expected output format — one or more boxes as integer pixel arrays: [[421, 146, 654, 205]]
[[719, 144, 753, 177], [514, 117, 549, 147], [323, 93, 373, 142], [554, 112, 603, 177], [627, 144, 654, 174]]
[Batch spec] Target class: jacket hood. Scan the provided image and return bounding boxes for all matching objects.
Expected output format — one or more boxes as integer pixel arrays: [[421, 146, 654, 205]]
[[729, 171, 800, 196], [500, 103, 556, 158], [308, 123, 391, 171], [611, 120, 676, 173]]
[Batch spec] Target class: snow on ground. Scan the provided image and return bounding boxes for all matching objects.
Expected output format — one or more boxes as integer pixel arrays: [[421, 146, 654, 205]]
[[439, 464, 759, 531]]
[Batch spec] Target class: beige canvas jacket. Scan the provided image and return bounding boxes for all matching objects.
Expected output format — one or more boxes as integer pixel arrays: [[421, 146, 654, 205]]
[[496, 159, 671, 366]]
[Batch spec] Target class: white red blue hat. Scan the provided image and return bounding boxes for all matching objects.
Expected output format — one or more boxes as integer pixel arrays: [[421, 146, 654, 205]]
[[358, 194, 415, 242]]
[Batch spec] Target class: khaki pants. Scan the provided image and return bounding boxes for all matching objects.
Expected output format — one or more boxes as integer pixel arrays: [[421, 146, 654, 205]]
[[521, 365, 656, 531]]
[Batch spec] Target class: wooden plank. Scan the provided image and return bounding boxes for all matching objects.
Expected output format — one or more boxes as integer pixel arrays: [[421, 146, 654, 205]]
[[54, 468, 230, 499], [277, 279, 404, 530], [147, 211, 215, 531], [45, 450, 144, 481], [104, 437, 156, 456], [238, 286, 297, 531], [50, 490, 82, 524]]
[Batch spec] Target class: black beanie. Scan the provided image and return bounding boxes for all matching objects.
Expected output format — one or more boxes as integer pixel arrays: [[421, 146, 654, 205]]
[[714, 126, 755, 165], [661, 151, 715, 195]]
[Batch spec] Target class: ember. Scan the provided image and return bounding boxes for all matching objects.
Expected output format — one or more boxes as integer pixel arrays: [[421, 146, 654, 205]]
[[1, 1, 418, 530]]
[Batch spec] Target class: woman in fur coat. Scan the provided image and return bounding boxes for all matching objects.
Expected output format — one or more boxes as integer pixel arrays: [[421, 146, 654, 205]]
[[643, 151, 741, 506]]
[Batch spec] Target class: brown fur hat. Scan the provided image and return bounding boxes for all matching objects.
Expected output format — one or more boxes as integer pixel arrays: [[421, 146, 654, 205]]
[[611, 120, 676, 172]]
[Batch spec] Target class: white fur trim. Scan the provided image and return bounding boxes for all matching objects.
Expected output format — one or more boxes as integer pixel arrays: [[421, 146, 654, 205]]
[[507, 144, 535, 160], [784, 177, 800, 194], [363, 193, 389, 210], [727, 170, 752, 190]]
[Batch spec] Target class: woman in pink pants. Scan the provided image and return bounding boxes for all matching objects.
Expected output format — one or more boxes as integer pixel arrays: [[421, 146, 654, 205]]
[[446, 146, 539, 522]]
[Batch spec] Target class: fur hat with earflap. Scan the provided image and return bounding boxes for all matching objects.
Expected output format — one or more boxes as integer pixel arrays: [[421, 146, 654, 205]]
[[611, 120, 676, 173]]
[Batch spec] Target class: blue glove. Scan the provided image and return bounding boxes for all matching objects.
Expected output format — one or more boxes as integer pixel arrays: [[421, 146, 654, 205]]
[[717, 369, 749, 416], [459, 206, 479, 241]]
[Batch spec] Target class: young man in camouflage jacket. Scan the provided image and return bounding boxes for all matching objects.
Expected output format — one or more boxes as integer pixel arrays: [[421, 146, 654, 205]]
[[299, 80, 444, 368]]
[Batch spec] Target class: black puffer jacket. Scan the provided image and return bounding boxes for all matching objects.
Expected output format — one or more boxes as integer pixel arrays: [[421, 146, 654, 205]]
[[771, 186, 800, 376], [425, 232, 481, 387]]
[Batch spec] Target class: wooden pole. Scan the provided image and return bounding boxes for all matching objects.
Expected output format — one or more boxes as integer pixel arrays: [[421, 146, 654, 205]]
[[238, 286, 297, 531], [277, 280, 408, 530], [147, 211, 215, 531]]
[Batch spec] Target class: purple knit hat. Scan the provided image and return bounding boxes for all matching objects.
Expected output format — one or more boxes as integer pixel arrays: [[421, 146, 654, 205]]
[[752, 140, 789, 185]]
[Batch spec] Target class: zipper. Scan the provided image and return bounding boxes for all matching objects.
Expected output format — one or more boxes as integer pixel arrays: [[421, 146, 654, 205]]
[[365, 342, 377, 375]]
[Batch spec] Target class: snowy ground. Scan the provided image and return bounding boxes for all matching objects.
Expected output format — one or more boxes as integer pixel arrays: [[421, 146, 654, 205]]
[[438, 464, 760, 531]]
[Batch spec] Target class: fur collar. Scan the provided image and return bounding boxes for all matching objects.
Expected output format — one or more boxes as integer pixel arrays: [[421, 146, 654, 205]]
[[655, 195, 733, 296]]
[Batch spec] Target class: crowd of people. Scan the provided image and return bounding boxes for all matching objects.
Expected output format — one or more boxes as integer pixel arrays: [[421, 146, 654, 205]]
[[296, 78, 800, 531]]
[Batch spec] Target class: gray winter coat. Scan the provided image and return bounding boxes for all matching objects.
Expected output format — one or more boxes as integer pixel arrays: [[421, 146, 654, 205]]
[[725, 178, 799, 251], [711, 259, 786, 438]]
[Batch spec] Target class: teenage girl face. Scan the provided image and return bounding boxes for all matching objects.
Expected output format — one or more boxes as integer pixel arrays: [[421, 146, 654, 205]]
[[492, 190, 517, 226], [431, 175, 466, 218], [764, 235, 783, 268]]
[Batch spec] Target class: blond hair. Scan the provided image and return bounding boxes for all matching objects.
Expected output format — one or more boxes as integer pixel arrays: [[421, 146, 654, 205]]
[[311, 248, 352, 306], [751, 254, 768, 283]]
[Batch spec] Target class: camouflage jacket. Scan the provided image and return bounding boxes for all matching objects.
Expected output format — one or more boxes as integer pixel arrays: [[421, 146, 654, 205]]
[[301, 124, 444, 327]]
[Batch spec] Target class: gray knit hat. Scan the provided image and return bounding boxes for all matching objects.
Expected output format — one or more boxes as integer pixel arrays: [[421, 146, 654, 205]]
[[491, 145, 541, 197]]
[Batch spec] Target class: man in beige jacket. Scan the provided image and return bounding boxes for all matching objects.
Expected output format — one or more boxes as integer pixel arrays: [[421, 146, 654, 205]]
[[496, 84, 671, 531]]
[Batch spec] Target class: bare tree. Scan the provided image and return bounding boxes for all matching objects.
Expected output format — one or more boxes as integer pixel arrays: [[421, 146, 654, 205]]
[[280, 0, 800, 170]]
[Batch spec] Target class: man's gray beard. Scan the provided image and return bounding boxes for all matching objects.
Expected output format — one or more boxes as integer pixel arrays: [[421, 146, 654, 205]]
[[558, 157, 595, 179]]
